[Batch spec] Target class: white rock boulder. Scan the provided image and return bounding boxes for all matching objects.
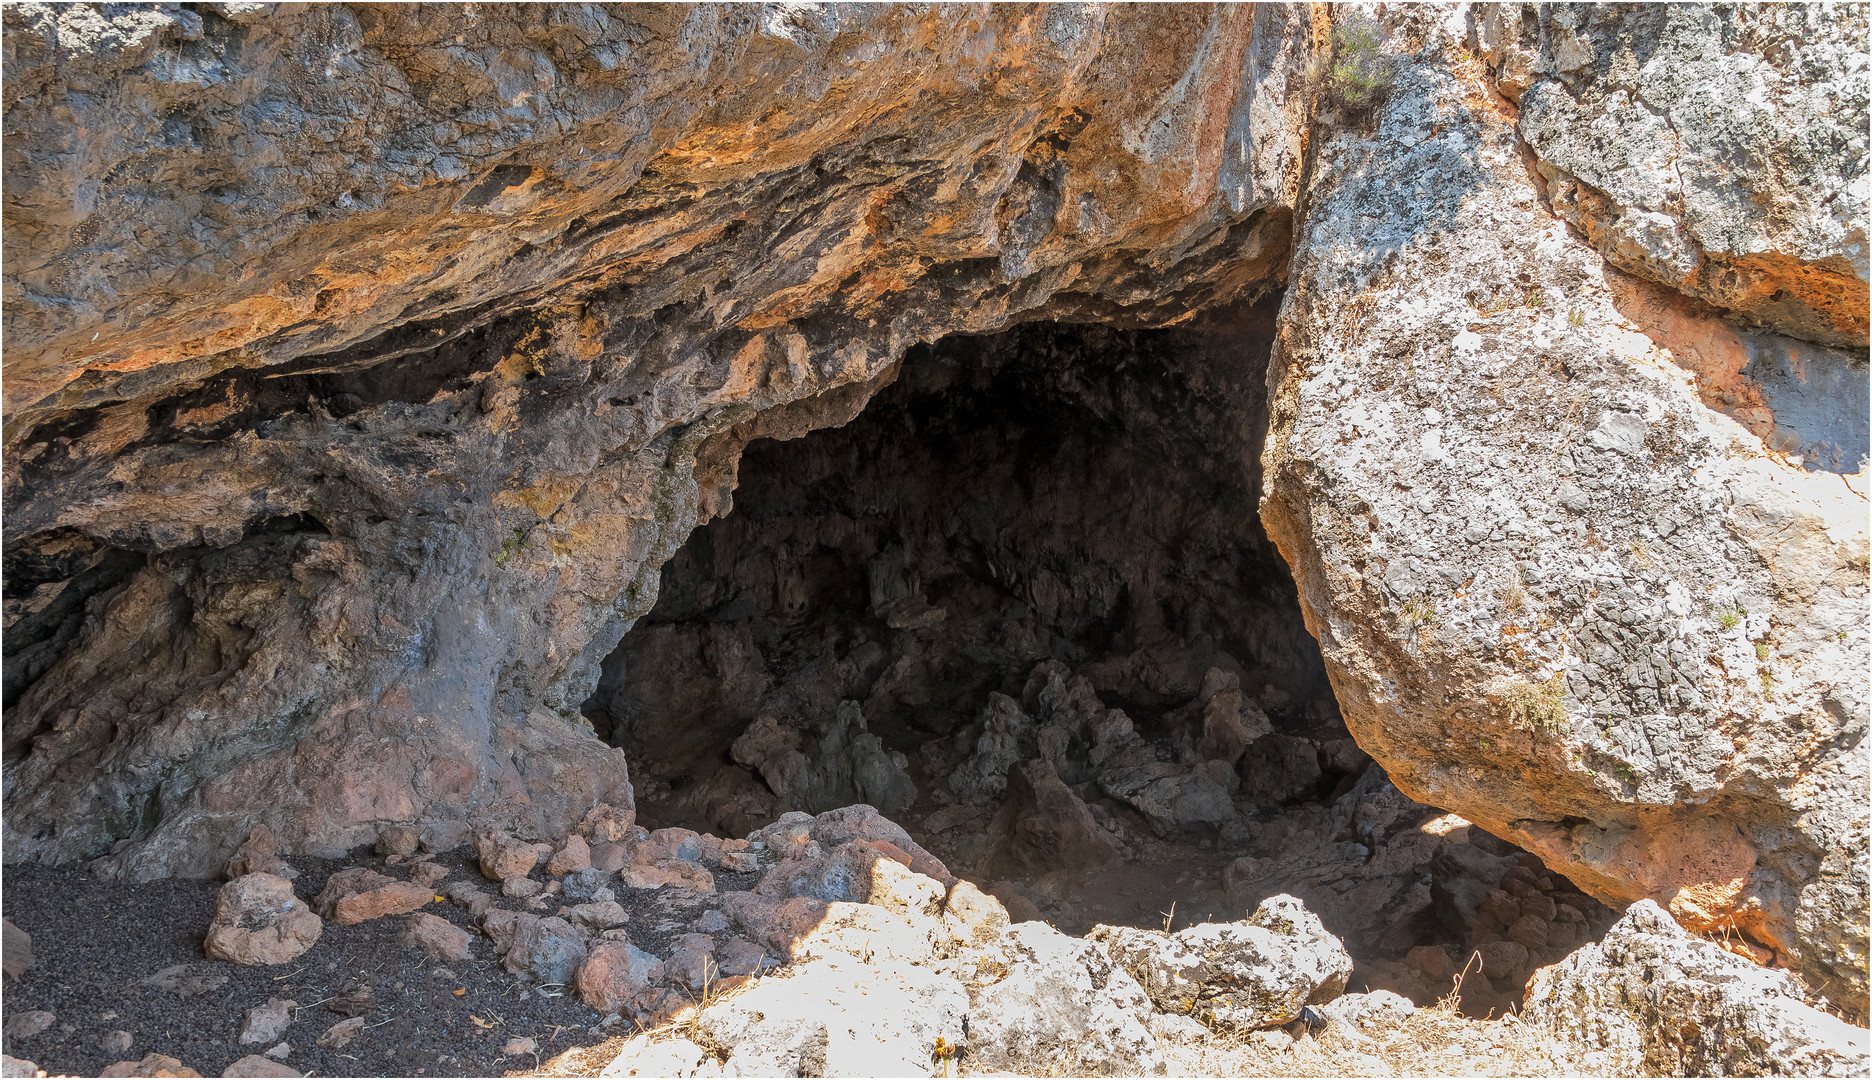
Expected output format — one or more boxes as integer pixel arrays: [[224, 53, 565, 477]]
[[1523, 900, 1869, 1077], [966, 921, 1166, 1077], [1092, 893, 1352, 1030]]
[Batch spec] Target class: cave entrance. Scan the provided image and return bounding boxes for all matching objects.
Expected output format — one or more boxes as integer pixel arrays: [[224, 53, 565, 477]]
[[582, 311, 1617, 1014]]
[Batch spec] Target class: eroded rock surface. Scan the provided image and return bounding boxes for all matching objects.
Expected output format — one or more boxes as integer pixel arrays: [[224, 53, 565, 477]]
[[1261, 4, 1868, 1006], [2, 0, 1866, 1019], [1524, 899, 1870, 1077], [2, 2, 1303, 880]]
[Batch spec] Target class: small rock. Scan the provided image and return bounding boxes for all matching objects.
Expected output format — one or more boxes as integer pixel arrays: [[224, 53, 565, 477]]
[[3, 919, 34, 981], [99, 1053, 200, 1078], [222, 826, 296, 881], [504, 916, 589, 986], [204, 875, 323, 966], [220, 1055, 301, 1078], [440, 881, 493, 918], [714, 937, 771, 977], [261, 1044, 290, 1061], [501, 1037, 536, 1058], [559, 867, 613, 903], [100, 1031, 135, 1055], [567, 901, 629, 931], [400, 913, 472, 962], [1149, 1012, 1211, 1044], [476, 831, 543, 881], [418, 821, 471, 854], [502, 876, 543, 898], [314, 1017, 364, 1050], [589, 843, 630, 873], [547, 834, 592, 876], [575, 942, 664, 1015], [3, 1011, 53, 1039], [578, 803, 636, 844], [240, 999, 296, 1046], [598, 1034, 707, 1078], [408, 861, 449, 889], [312, 868, 433, 925], [375, 826, 421, 858], [0, 1057, 38, 1078], [1249, 1028, 1295, 1052], [665, 939, 716, 992], [717, 850, 759, 874]]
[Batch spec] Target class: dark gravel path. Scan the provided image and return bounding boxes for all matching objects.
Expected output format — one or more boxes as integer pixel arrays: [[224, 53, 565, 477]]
[[1, 851, 645, 1078]]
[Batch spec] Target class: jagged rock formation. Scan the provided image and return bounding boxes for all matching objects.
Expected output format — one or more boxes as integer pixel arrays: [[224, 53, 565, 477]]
[[2, 2, 1305, 876], [1259, 5, 1867, 1010], [2, 0, 1865, 1015]]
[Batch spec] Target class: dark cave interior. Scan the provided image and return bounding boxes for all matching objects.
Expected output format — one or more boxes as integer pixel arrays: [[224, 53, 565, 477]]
[[583, 312, 1619, 1015]]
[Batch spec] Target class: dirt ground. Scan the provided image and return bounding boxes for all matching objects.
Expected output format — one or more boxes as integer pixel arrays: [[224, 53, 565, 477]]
[[0, 851, 636, 1078]]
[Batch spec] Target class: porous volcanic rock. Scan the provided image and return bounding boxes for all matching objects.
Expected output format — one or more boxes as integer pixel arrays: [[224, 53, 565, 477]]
[[1260, 5, 1868, 1006], [1, 0, 1865, 1014], [1, 2, 1304, 882]]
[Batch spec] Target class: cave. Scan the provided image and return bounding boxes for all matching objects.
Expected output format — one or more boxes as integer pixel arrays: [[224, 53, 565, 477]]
[[582, 311, 1618, 1013]]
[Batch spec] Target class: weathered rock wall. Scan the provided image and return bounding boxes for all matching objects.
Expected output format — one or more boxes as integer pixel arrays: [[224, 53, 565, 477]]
[[2, 3, 1306, 877], [2, 0, 1866, 1011], [1261, 5, 1866, 1008]]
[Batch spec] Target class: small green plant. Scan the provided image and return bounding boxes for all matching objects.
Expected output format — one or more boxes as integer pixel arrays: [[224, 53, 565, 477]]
[[1567, 307, 1587, 328], [1760, 670, 1776, 698], [1755, 642, 1770, 661], [1718, 607, 1743, 631], [1323, 12, 1394, 117], [495, 526, 529, 565], [1401, 597, 1438, 627], [1489, 673, 1569, 737]]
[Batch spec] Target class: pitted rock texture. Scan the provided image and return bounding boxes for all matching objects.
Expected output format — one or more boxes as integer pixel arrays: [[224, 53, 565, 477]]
[[2, 2, 1306, 877], [1262, 5, 1867, 1007], [1523, 899, 1870, 1077], [1480, 3, 1869, 349]]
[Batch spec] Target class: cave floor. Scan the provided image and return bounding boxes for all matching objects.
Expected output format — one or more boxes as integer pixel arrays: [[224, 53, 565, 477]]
[[0, 852, 631, 1078]]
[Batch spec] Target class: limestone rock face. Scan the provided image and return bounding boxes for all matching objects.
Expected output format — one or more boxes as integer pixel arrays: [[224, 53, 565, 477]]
[[1261, 5, 1868, 1005], [966, 921, 1166, 1077], [1480, 3, 1869, 348], [1092, 893, 1352, 1031], [691, 953, 967, 1078], [2, 1, 1305, 881], [1523, 900, 1870, 1077]]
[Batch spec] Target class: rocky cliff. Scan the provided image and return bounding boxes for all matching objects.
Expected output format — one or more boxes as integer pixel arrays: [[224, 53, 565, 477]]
[[3, 2, 1865, 1011]]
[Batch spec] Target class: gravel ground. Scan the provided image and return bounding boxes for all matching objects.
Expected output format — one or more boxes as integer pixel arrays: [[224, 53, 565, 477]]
[[0, 850, 735, 1078]]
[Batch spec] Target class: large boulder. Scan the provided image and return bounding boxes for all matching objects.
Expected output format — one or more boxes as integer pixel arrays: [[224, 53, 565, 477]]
[[203, 873, 322, 966], [1092, 893, 1351, 1030], [966, 922, 1165, 1077], [1523, 900, 1869, 1077], [692, 953, 966, 1077], [1260, 4, 1868, 1005]]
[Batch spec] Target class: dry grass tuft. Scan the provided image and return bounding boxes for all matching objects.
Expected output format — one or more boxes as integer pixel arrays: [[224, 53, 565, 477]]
[[1157, 998, 1614, 1078]]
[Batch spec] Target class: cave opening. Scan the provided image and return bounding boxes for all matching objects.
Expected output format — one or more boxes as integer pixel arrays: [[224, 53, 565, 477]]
[[582, 309, 1618, 1013]]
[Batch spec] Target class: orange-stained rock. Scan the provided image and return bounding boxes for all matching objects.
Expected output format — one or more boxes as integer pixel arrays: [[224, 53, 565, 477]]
[[312, 868, 432, 925]]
